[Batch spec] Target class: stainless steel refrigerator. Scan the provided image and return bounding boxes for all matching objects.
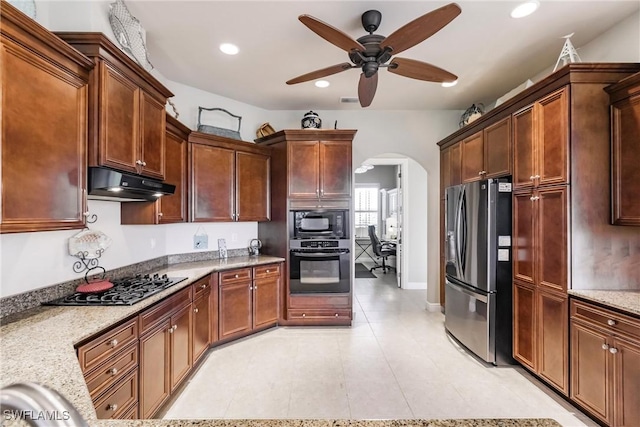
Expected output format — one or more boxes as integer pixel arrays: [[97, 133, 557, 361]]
[[444, 178, 514, 365]]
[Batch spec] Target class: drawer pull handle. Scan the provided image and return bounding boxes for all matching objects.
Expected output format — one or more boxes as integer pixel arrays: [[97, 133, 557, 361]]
[[235, 274, 239, 278], [107, 403, 118, 412], [266, 270, 270, 273], [302, 313, 306, 318], [109, 367, 118, 376], [335, 313, 339, 317], [194, 308, 199, 314], [602, 344, 609, 350], [609, 347, 618, 354], [200, 284, 207, 289], [109, 339, 118, 348], [607, 319, 616, 326]]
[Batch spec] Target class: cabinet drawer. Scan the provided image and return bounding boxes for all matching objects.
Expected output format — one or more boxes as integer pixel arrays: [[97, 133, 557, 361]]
[[289, 294, 350, 308], [85, 342, 138, 399], [94, 369, 138, 419], [139, 286, 192, 334], [120, 403, 138, 419], [288, 308, 351, 321], [253, 264, 280, 279], [220, 268, 252, 285], [77, 318, 138, 374], [571, 299, 640, 341], [192, 275, 212, 297]]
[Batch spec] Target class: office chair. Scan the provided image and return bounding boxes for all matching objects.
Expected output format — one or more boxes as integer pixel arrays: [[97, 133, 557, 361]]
[[368, 225, 397, 274]]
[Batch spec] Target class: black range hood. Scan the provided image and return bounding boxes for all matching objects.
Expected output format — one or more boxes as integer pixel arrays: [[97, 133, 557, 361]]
[[88, 167, 175, 202]]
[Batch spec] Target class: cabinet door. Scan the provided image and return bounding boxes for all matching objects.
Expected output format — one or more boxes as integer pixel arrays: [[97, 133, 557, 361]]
[[537, 290, 568, 395], [169, 304, 192, 392], [484, 116, 512, 178], [210, 274, 219, 344], [513, 105, 535, 189], [537, 88, 569, 187], [289, 141, 319, 198], [449, 142, 462, 186], [613, 335, 640, 427], [139, 92, 166, 179], [513, 281, 536, 369], [158, 128, 187, 223], [611, 95, 640, 225], [440, 148, 451, 198], [219, 280, 252, 340], [192, 289, 211, 364], [139, 321, 170, 418], [100, 62, 139, 174], [190, 144, 234, 221], [320, 140, 352, 198], [236, 151, 270, 221], [461, 131, 484, 182], [513, 191, 535, 286], [1, 39, 87, 233], [537, 186, 568, 293], [253, 276, 279, 329], [570, 320, 611, 424]]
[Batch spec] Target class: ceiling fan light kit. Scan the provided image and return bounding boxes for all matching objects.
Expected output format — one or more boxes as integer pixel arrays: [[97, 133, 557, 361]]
[[286, 3, 462, 108], [510, 0, 540, 19]]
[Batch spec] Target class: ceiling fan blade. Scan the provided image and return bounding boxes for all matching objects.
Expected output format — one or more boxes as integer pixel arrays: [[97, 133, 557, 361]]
[[381, 3, 461, 55], [388, 57, 457, 82], [299, 15, 365, 53], [358, 72, 378, 108], [286, 63, 353, 85]]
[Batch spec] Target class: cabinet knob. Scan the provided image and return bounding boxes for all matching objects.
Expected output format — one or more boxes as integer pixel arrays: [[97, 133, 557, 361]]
[[200, 284, 207, 289], [479, 171, 486, 175], [109, 367, 118, 376], [530, 175, 535, 181], [302, 313, 306, 317], [609, 347, 618, 354], [607, 319, 616, 326], [335, 313, 339, 317], [107, 403, 118, 412], [109, 339, 118, 348], [173, 325, 177, 331], [602, 343, 609, 350], [136, 160, 143, 165], [142, 161, 147, 166], [254, 285, 258, 290], [266, 270, 270, 273], [234, 274, 239, 278], [83, 211, 90, 217], [534, 175, 540, 179], [194, 308, 199, 314], [158, 212, 163, 217], [530, 196, 539, 201]]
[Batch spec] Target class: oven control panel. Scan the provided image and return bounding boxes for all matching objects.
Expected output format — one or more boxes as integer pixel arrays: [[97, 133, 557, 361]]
[[301, 240, 339, 248]]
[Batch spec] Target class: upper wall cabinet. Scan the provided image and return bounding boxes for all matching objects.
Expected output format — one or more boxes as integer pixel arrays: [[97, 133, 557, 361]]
[[1, 3, 94, 233], [56, 33, 174, 180], [606, 72, 640, 226], [189, 132, 270, 222], [121, 114, 190, 225]]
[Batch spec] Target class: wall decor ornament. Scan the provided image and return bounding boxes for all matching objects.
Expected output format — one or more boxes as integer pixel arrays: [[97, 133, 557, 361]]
[[301, 111, 322, 129], [553, 33, 582, 72], [459, 103, 485, 128], [109, 0, 154, 71]]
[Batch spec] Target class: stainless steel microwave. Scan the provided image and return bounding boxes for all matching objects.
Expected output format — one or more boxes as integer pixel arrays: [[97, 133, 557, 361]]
[[289, 209, 349, 239]]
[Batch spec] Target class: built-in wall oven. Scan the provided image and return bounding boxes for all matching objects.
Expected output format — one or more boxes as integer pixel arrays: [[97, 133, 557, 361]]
[[289, 239, 350, 294]]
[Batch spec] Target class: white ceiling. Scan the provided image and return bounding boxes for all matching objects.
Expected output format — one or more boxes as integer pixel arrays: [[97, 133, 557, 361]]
[[125, 1, 639, 111]]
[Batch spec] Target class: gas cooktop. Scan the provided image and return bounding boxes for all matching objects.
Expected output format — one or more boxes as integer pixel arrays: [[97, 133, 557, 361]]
[[43, 274, 188, 306]]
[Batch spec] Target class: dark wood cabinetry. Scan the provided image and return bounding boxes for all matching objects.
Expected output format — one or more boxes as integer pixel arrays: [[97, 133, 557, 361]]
[[189, 132, 270, 222], [0, 3, 93, 234], [570, 298, 640, 427], [192, 275, 213, 364], [252, 264, 280, 328], [606, 72, 640, 226], [56, 33, 173, 180], [460, 117, 512, 183], [121, 114, 190, 225]]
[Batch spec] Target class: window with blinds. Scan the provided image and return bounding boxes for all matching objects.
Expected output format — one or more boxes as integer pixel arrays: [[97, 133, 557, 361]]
[[355, 185, 379, 237]]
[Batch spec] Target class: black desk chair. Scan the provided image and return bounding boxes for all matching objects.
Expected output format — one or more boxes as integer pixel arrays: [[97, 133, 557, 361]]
[[368, 225, 397, 274]]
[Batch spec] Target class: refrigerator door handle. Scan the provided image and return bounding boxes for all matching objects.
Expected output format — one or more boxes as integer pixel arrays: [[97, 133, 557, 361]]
[[455, 186, 466, 278], [446, 279, 488, 303]]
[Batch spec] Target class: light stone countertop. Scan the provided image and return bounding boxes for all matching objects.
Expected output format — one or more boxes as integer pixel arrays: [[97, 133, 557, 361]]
[[567, 289, 640, 316], [0, 255, 561, 427]]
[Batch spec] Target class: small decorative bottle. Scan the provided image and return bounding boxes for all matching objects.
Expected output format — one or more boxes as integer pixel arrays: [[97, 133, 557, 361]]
[[301, 111, 322, 129]]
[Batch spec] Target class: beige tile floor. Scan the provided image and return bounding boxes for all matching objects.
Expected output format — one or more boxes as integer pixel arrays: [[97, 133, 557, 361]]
[[164, 270, 597, 426]]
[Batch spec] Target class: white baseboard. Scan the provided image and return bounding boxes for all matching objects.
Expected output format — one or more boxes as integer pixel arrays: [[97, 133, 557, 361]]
[[425, 301, 442, 312], [403, 281, 427, 290]]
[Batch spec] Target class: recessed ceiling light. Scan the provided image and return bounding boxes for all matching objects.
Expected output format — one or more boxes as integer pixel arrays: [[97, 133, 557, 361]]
[[442, 80, 458, 88], [219, 43, 239, 55], [315, 80, 330, 88], [511, 0, 540, 18]]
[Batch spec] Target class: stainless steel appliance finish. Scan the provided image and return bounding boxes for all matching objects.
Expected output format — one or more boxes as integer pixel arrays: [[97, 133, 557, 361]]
[[87, 166, 176, 202], [444, 178, 513, 365], [289, 239, 350, 294], [43, 274, 187, 306], [289, 209, 349, 239]]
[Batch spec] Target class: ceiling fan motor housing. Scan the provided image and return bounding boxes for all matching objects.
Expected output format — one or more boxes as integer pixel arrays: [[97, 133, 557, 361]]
[[361, 10, 382, 33]]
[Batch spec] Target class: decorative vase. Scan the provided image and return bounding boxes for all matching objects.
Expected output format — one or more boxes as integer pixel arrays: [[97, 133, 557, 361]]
[[301, 111, 322, 129]]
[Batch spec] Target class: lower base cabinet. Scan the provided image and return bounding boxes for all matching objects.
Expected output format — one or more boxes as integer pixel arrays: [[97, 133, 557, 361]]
[[570, 298, 640, 427], [192, 278, 212, 363]]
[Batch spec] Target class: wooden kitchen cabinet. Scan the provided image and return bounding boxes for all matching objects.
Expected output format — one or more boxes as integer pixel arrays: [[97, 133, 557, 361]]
[[0, 3, 93, 234], [192, 275, 212, 364], [252, 264, 280, 329], [121, 114, 190, 225], [189, 132, 270, 222], [460, 118, 512, 183], [605, 72, 640, 226], [288, 140, 352, 200], [461, 131, 484, 182], [56, 33, 173, 180], [513, 87, 569, 189], [513, 281, 536, 369], [537, 290, 568, 393], [139, 320, 170, 418], [570, 298, 640, 427]]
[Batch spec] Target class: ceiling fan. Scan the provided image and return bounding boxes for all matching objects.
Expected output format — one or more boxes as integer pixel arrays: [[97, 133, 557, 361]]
[[286, 3, 462, 108]]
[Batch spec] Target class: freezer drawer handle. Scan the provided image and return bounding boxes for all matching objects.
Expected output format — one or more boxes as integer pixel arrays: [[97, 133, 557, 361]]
[[446, 280, 488, 303]]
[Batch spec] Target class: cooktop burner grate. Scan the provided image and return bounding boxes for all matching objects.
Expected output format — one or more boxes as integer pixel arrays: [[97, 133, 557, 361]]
[[43, 274, 188, 306]]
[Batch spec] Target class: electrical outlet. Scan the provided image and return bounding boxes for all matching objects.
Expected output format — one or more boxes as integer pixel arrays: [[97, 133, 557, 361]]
[[194, 235, 208, 249]]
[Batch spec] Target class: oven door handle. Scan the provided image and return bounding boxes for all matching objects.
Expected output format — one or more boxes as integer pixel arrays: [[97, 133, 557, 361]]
[[291, 250, 349, 258]]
